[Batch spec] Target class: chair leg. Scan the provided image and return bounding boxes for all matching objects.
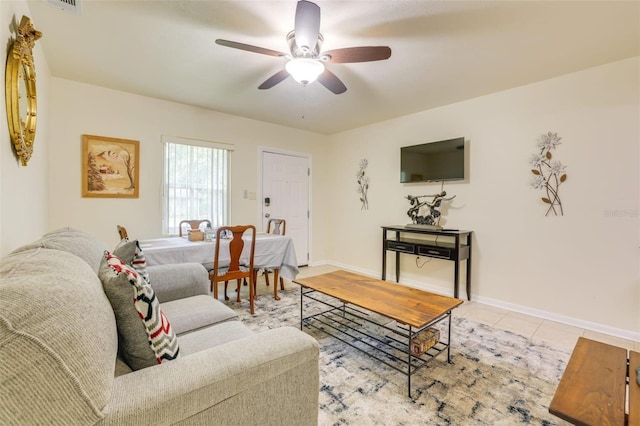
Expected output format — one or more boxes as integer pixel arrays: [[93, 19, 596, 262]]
[[211, 278, 218, 300], [273, 269, 281, 301], [236, 279, 241, 302], [224, 281, 230, 301], [279, 277, 285, 290], [265, 270, 271, 286], [249, 274, 255, 315]]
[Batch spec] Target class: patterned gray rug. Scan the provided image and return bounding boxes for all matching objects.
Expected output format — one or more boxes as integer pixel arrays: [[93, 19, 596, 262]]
[[229, 288, 571, 425]]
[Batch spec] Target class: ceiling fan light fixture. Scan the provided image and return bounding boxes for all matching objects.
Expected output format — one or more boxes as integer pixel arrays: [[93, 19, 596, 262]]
[[285, 58, 325, 85], [216, 1, 391, 94]]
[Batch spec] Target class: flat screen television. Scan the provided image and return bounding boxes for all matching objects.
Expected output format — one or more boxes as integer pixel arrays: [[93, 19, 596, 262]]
[[400, 137, 465, 183]]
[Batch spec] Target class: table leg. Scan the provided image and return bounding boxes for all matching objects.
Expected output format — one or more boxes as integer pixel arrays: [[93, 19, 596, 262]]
[[453, 260, 460, 299], [466, 235, 472, 301], [395, 230, 401, 283], [382, 228, 387, 280], [249, 273, 255, 315]]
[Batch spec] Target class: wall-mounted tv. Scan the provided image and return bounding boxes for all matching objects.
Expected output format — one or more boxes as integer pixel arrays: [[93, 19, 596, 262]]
[[400, 137, 465, 183]]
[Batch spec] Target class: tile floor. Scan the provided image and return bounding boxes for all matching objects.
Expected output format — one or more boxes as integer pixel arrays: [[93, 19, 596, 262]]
[[278, 264, 640, 353]]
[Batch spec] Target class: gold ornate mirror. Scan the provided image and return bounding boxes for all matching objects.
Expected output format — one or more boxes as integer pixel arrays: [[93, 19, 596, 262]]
[[5, 16, 42, 166]]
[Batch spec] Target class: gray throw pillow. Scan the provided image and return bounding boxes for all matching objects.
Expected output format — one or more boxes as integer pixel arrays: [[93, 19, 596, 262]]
[[99, 251, 179, 370], [113, 238, 150, 283]]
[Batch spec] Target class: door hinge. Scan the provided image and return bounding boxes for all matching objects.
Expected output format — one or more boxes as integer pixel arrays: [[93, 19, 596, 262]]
[[307, 168, 310, 176]]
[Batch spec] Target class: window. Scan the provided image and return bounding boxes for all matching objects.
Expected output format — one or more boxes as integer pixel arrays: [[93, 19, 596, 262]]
[[162, 136, 232, 235]]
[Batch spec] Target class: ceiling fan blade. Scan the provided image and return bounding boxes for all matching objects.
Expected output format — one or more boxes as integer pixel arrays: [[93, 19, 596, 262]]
[[294, 1, 321, 52], [322, 46, 392, 63], [317, 69, 347, 95], [258, 69, 290, 90], [215, 39, 286, 57]]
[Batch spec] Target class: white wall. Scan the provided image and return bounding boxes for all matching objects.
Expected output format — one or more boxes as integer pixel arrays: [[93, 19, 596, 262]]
[[327, 58, 640, 338], [46, 78, 331, 257], [0, 2, 51, 256]]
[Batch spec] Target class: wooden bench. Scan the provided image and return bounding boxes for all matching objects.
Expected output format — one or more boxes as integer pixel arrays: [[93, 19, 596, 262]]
[[549, 337, 639, 425]]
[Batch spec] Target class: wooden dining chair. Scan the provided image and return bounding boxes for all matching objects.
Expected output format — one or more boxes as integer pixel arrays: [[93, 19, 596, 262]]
[[179, 219, 212, 237], [267, 218, 286, 237], [116, 225, 128, 240], [264, 218, 286, 291], [208, 225, 257, 314]]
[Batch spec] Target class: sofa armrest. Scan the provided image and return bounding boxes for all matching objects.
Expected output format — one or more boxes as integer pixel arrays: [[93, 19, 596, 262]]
[[101, 327, 320, 426], [147, 262, 209, 302]]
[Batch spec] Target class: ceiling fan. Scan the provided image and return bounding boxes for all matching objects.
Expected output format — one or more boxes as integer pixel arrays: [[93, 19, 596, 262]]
[[215, 0, 392, 95]]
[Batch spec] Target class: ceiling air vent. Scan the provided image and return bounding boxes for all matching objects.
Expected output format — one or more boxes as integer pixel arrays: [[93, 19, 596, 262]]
[[45, 0, 82, 15]]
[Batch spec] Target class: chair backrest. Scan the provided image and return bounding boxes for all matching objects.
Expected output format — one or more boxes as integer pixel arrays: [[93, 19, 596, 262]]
[[117, 225, 128, 240], [179, 219, 212, 237], [213, 225, 256, 281], [267, 218, 286, 236]]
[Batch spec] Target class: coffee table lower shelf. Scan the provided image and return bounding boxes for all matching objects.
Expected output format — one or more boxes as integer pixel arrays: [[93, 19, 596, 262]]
[[300, 288, 454, 398]]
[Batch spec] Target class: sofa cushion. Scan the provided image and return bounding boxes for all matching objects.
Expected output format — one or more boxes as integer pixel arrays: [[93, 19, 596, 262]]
[[114, 238, 150, 283], [0, 248, 117, 425], [11, 227, 108, 274], [161, 295, 238, 335], [99, 251, 180, 370], [177, 320, 255, 355]]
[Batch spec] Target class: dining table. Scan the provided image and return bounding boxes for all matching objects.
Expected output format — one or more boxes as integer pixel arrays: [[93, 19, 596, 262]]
[[139, 233, 299, 300]]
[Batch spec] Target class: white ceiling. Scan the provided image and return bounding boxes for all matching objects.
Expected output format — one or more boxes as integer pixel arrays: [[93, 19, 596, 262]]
[[25, 0, 640, 135]]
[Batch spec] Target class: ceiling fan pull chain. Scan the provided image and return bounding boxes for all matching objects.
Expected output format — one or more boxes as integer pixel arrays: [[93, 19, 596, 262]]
[[301, 87, 307, 119]]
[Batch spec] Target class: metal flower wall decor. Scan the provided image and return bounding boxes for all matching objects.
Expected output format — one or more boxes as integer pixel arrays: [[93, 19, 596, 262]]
[[529, 132, 567, 216], [357, 158, 369, 210]]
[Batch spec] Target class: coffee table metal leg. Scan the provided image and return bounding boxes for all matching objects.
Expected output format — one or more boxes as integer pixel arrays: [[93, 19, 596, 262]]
[[300, 287, 303, 330], [447, 312, 452, 363], [408, 325, 412, 398]]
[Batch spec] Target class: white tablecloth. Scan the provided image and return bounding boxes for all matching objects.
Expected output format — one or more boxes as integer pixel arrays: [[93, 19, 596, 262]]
[[139, 234, 299, 280]]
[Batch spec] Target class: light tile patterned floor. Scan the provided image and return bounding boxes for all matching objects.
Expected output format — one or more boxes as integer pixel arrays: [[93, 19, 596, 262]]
[[455, 297, 638, 352], [232, 264, 640, 353]]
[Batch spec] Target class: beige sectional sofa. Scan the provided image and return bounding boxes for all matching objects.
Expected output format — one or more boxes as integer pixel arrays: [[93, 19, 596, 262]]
[[0, 228, 319, 425]]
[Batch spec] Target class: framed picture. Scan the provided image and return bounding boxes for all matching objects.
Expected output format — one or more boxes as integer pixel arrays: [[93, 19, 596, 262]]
[[81, 134, 139, 198]]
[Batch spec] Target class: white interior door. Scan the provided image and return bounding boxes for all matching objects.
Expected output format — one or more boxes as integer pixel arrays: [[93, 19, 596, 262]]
[[261, 150, 310, 266]]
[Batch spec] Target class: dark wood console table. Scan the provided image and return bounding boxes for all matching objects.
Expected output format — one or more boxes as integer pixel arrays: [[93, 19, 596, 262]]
[[381, 225, 473, 300]]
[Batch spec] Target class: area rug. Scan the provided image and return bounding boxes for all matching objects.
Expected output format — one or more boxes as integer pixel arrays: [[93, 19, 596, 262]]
[[229, 288, 572, 425]]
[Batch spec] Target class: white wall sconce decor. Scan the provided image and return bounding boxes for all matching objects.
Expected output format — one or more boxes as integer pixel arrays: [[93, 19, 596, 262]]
[[357, 158, 369, 210]]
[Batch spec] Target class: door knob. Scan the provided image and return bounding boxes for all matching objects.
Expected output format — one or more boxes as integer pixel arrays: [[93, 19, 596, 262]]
[[265, 213, 271, 218]]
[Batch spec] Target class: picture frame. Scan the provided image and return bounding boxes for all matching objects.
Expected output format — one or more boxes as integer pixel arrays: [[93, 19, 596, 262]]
[[81, 134, 139, 198]]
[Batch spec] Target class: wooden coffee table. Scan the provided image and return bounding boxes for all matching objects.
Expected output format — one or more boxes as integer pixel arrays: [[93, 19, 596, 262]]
[[293, 270, 463, 397]]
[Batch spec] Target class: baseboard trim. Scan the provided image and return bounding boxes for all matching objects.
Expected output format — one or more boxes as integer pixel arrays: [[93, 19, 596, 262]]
[[314, 261, 640, 343]]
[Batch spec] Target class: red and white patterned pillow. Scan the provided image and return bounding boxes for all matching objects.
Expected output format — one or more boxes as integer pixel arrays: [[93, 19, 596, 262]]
[[99, 251, 179, 369]]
